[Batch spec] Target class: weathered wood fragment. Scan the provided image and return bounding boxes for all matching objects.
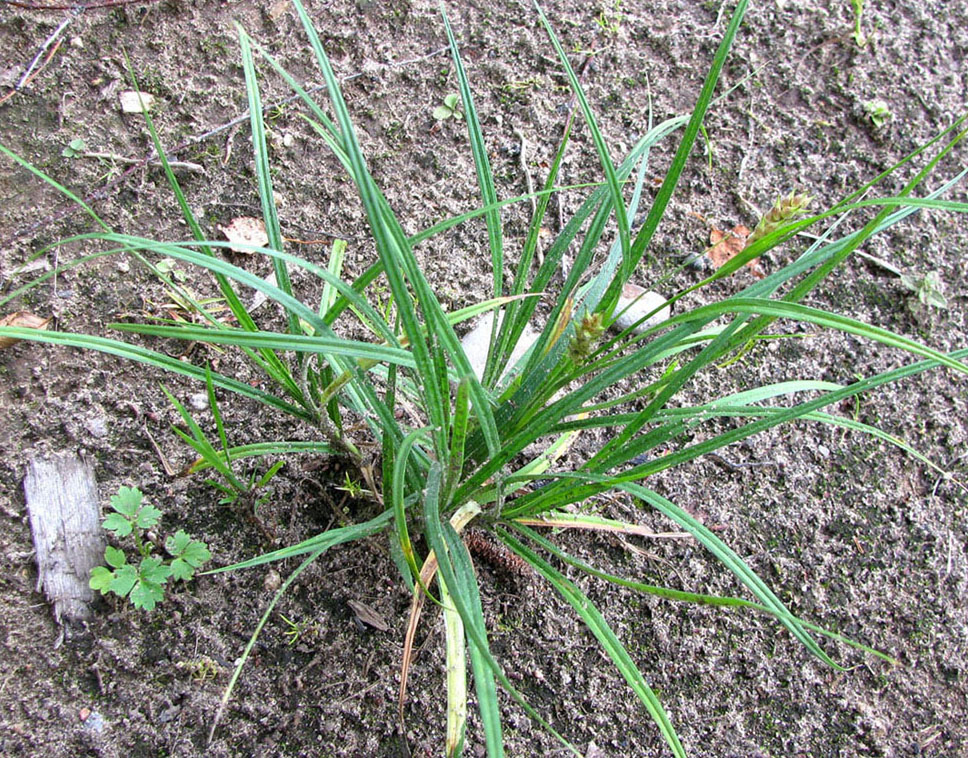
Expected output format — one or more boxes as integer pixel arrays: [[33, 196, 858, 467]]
[[24, 452, 105, 625], [347, 599, 390, 632]]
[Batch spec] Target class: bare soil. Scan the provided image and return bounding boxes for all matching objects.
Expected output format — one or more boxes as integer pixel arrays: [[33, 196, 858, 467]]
[[1, 1, 966, 757]]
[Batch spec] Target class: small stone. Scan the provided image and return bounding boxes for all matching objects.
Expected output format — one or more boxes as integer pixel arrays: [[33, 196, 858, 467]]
[[119, 90, 156, 114], [84, 415, 108, 439], [683, 252, 712, 271], [189, 392, 209, 412], [82, 710, 105, 734], [461, 310, 538, 382], [611, 284, 671, 335], [264, 569, 282, 592]]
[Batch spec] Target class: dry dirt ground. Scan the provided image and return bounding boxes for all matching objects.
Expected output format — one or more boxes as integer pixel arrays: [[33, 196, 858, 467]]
[[1, 1, 967, 756]]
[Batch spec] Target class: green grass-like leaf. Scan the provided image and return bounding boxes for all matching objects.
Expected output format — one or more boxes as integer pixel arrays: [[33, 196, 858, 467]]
[[503, 529, 685, 757]]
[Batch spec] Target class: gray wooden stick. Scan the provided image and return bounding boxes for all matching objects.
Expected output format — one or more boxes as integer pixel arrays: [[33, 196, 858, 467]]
[[24, 452, 105, 626]]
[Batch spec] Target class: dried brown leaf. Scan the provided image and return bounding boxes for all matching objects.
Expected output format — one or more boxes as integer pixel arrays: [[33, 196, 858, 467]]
[[268, 0, 290, 20], [705, 224, 765, 278], [706, 224, 750, 267], [218, 216, 269, 254], [347, 599, 389, 632], [0, 311, 51, 349]]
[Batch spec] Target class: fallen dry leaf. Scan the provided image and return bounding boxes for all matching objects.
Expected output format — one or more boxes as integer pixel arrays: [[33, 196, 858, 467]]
[[268, 0, 290, 20], [0, 311, 51, 349], [705, 224, 765, 278], [347, 599, 389, 632], [706, 224, 750, 267], [218, 216, 269, 253]]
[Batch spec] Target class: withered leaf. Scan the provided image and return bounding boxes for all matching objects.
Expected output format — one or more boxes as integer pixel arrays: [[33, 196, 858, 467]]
[[0, 311, 51, 349], [268, 0, 290, 20], [218, 216, 269, 254], [347, 599, 389, 632], [705, 224, 765, 278]]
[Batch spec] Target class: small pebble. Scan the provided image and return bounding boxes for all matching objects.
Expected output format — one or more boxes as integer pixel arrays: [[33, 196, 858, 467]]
[[189, 392, 209, 412], [264, 569, 282, 592], [683, 252, 712, 271], [81, 710, 105, 735], [84, 415, 109, 439], [461, 310, 538, 381], [612, 283, 670, 335]]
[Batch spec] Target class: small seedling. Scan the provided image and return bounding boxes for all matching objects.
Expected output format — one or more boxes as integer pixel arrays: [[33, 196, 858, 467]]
[[89, 486, 211, 611], [175, 656, 220, 681], [596, 0, 623, 35], [863, 99, 893, 128], [900, 269, 948, 310], [432, 93, 463, 121], [156, 257, 188, 283], [335, 471, 369, 499], [850, 0, 868, 47], [62, 138, 86, 158], [855, 252, 948, 312], [279, 613, 321, 645]]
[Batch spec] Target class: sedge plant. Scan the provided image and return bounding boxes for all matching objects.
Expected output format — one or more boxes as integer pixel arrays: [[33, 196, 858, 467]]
[[2, 0, 968, 754]]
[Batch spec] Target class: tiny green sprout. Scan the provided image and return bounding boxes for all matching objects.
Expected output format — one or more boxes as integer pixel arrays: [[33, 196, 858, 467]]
[[433, 93, 464, 121], [62, 138, 87, 158], [175, 656, 220, 682], [595, 0, 623, 35], [156, 257, 189, 283], [280, 613, 321, 645], [900, 270, 948, 310], [211, 460, 285, 511], [89, 485, 211, 611], [335, 471, 368, 499], [267, 103, 287, 122], [863, 99, 893, 128], [850, 0, 868, 47]]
